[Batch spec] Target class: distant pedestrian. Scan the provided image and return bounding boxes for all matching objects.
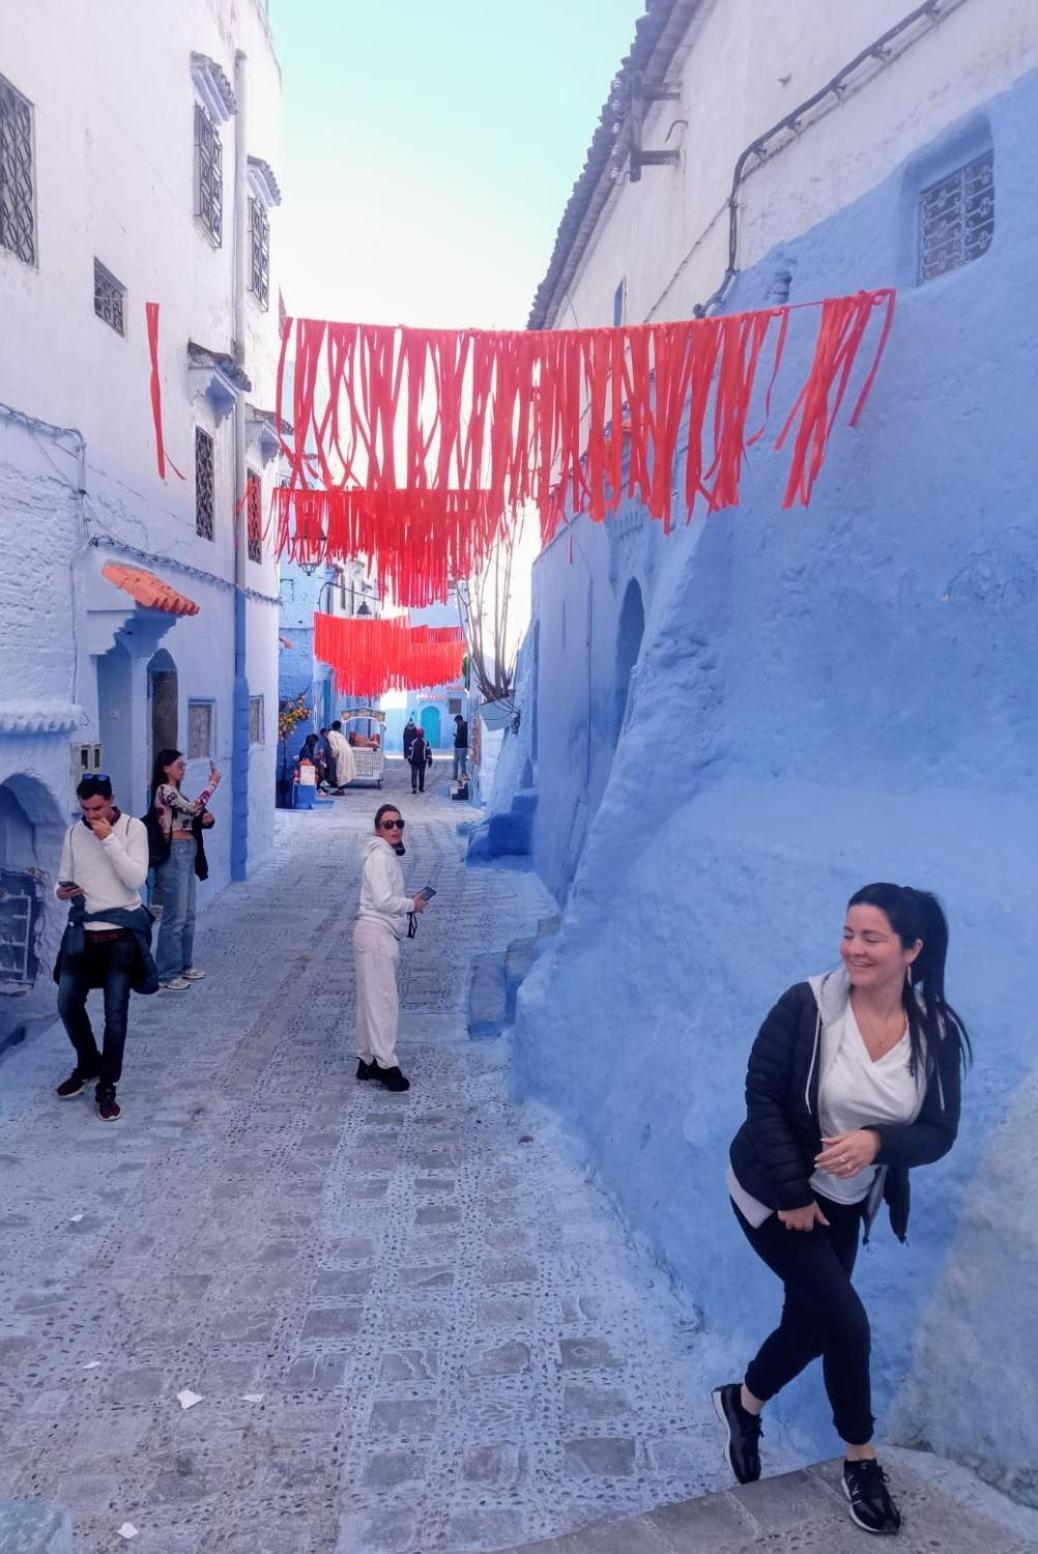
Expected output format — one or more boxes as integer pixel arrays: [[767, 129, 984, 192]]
[[409, 729, 429, 793], [300, 732, 321, 777], [326, 719, 357, 792], [402, 715, 419, 763], [714, 884, 971, 1537], [317, 727, 335, 789], [150, 749, 219, 991], [53, 773, 157, 1122], [353, 803, 428, 1091], [452, 713, 469, 781]]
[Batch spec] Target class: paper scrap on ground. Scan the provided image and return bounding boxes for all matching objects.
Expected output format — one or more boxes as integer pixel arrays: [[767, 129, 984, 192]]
[[117, 1524, 138, 1540], [176, 1388, 203, 1410], [242, 1393, 264, 1402], [70, 1214, 84, 1223], [83, 1361, 102, 1370]]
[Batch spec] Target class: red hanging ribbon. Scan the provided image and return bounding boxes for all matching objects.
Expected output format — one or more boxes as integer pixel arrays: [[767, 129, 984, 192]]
[[313, 613, 465, 698], [145, 302, 185, 481]]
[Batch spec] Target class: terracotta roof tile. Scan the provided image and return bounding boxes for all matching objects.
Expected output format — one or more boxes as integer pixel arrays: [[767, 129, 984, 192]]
[[102, 563, 200, 616]]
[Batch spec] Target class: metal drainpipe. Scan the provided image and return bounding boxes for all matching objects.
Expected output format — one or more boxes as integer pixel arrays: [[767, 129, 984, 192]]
[[231, 48, 249, 880]]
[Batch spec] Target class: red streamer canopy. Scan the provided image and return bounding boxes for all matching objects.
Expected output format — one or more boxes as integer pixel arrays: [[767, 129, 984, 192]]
[[314, 614, 465, 699], [276, 290, 895, 601]]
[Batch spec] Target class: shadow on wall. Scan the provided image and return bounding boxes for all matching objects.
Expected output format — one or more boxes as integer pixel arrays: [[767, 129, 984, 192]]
[[0, 773, 66, 1057]]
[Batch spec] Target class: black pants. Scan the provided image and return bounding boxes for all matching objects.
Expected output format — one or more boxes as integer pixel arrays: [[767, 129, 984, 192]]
[[411, 761, 425, 793], [57, 934, 134, 1095], [734, 1194, 873, 1445]]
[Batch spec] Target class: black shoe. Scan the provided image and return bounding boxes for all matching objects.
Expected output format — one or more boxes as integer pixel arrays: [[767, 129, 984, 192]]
[[843, 1459, 901, 1536], [373, 1064, 410, 1092], [356, 1058, 376, 1081], [96, 1087, 121, 1123], [712, 1383, 762, 1485], [56, 1068, 99, 1099]]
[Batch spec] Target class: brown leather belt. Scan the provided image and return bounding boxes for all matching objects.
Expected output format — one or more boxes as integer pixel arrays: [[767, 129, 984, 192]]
[[85, 928, 128, 943]]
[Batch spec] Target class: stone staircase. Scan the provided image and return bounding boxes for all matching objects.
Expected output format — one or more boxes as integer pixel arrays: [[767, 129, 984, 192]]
[[493, 1452, 1038, 1554], [468, 913, 560, 1039]]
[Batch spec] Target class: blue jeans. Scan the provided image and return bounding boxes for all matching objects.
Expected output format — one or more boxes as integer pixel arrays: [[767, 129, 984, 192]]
[[453, 748, 468, 780], [57, 935, 134, 1093], [155, 839, 197, 980]]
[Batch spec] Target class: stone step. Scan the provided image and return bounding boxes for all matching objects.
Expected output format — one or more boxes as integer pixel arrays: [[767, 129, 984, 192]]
[[467, 950, 508, 1038], [492, 1452, 1037, 1554], [0, 1502, 72, 1554]]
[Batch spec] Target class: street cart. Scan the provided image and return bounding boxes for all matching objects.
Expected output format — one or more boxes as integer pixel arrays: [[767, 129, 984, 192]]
[[342, 708, 386, 788]]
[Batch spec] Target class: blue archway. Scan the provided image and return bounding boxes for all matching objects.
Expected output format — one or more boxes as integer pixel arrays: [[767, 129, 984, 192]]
[[421, 705, 441, 747]]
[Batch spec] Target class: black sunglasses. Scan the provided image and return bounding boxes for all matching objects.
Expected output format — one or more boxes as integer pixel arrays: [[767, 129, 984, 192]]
[[79, 773, 111, 791], [380, 818, 405, 830]]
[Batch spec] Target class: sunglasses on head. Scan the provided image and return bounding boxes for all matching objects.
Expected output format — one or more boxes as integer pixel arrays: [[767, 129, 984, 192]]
[[79, 773, 111, 792], [380, 818, 405, 830]]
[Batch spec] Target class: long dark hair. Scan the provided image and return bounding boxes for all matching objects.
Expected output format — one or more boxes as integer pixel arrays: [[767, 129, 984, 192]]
[[150, 748, 183, 803], [848, 883, 972, 1076]]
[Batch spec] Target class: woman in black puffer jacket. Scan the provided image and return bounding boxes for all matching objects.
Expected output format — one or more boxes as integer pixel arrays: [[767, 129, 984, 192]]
[[713, 884, 971, 1538]]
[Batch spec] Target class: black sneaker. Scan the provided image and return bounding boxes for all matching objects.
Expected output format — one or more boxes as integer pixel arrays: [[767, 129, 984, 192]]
[[96, 1088, 121, 1123], [56, 1068, 98, 1099], [356, 1058, 376, 1081], [843, 1459, 902, 1536], [373, 1064, 410, 1093], [712, 1383, 762, 1484]]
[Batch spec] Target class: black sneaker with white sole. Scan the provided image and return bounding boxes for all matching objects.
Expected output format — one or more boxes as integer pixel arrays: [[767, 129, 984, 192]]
[[56, 1068, 99, 1099], [712, 1383, 762, 1484], [843, 1459, 902, 1536]]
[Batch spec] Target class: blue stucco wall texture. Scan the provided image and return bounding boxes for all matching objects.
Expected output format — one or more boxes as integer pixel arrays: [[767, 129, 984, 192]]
[[509, 82, 1038, 1502]]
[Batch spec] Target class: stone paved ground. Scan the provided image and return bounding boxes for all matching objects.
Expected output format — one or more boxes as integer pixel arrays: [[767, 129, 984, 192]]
[[0, 760, 735, 1554]]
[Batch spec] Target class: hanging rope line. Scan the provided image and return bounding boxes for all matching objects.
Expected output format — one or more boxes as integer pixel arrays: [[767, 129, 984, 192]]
[[313, 614, 465, 698], [275, 289, 895, 602]]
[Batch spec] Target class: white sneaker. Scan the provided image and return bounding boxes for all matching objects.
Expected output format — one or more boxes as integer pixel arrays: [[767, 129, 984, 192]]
[[181, 968, 206, 981], [159, 977, 192, 991]]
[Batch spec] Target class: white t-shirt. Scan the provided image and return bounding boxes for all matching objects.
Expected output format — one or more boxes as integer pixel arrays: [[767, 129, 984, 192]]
[[56, 814, 149, 931], [728, 1002, 926, 1225]]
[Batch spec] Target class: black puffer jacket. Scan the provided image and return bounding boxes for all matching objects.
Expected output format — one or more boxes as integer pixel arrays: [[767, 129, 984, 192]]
[[728, 970, 962, 1242]]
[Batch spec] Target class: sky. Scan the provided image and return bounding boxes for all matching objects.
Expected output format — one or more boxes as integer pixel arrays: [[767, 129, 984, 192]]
[[268, 0, 644, 331]]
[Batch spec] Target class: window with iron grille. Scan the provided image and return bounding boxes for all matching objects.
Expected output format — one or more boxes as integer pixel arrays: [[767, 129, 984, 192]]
[[247, 470, 263, 562], [0, 72, 36, 265], [194, 101, 223, 245], [187, 700, 214, 760], [919, 151, 994, 284], [93, 258, 125, 334], [195, 427, 215, 540], [249, 694, 264, 745], [249, 197, 270, 308]]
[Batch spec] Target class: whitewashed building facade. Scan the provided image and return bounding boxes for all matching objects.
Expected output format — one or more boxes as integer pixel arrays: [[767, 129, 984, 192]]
[[0, 0, 284, 1050]]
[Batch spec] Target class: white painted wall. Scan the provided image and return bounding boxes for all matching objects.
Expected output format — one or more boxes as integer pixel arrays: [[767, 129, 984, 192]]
[[553, 0, 1038, 327]]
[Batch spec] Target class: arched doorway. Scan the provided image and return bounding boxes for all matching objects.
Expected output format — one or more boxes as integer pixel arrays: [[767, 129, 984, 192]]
[[421, 705, 441, 748], [148, 649, 179, 769], [614, 579, 645, 744]]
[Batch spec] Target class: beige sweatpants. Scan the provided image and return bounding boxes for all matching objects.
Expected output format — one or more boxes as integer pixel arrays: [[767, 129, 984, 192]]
[[353, 916, 401, 1068]]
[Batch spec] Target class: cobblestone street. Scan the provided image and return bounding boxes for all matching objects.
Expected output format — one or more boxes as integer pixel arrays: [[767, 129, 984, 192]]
[[0, 762, 731, 1553]]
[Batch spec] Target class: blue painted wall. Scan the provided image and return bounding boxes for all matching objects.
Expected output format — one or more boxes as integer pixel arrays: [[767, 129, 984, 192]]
[[506, 79, 1038, 1502]]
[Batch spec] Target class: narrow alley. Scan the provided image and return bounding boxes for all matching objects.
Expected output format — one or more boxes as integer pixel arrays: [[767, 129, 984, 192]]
[[0, 761, 731, 1554]]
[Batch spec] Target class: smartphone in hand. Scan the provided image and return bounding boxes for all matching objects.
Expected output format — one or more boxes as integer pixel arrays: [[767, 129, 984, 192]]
[[416, 887, 437, 903]]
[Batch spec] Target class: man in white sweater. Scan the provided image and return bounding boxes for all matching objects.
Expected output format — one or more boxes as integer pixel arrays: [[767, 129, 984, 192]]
[[353, 803, 427, 1091], [53, 773, 152, 1122]]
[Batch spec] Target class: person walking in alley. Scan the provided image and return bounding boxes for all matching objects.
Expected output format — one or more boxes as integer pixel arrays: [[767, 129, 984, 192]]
[[409, 727, 430, 793], [452, 713, 469, 782], [353, 803, 428, 1091], [326, 719, 357, 793], [150, 749, 219, 991], [53, 774, 157, 1121], [714, 885, 971, 1537], [402, 715, 419, 764]]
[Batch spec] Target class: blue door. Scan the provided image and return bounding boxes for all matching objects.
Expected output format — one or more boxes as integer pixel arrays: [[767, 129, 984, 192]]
[[421, 705, 441, 747]]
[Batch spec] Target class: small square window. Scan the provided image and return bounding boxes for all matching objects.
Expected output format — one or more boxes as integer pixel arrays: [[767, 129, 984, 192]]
[[249, 695, 264, 745], [187, 700, 214, 760], [919, 151, 994, 284], [0, 72, 36, 265], [247, 470, 263, 563], [195, 427, 214, 540], [194, 102, 223, 246], [249, 197, 270, 309], [93, 259, 125, 335]]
